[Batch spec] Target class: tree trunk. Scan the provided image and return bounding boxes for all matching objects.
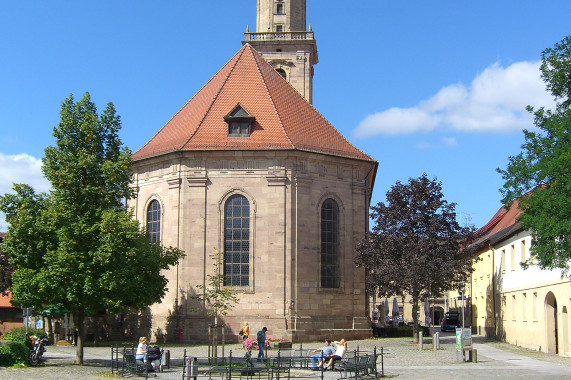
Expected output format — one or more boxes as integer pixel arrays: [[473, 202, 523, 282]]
[[75, 306, 85, 364], [46, 314, 54, 344], [412, 294, 420, 344]]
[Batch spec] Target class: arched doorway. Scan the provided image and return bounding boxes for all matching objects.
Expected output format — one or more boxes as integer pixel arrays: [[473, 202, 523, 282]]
[[431, 306, 444, 325], [545, 292, 558, 354]]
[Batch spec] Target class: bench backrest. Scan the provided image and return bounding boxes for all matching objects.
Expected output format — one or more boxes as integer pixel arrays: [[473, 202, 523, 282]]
[[124, 353, 137, 364]]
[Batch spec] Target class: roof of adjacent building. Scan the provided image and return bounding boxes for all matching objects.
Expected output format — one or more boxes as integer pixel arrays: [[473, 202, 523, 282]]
[[472, 198, 524, 252], [132, 44, 375, 163]]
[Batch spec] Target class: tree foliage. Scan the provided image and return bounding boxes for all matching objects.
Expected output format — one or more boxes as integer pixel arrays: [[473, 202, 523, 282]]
[[355, 174, 475, 342], [0, 93, 184, 364], [0, 234, 15, 296], [497, 36, 571, 272]]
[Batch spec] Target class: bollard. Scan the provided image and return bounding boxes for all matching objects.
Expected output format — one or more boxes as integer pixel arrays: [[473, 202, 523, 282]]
[[433, 332, 440, 350], [419, 331, 423, 350]]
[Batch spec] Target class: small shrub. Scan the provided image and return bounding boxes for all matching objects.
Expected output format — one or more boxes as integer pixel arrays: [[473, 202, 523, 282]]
[[3, 327, 46, 349], [0, 341, 29, 366]]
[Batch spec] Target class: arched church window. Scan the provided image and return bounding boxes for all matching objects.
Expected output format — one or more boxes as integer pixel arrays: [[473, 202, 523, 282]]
[[147, 199, 161, 243], [224, 194, 250, 286], [276, 68, 287, 80], [321, 198, 340, 288]]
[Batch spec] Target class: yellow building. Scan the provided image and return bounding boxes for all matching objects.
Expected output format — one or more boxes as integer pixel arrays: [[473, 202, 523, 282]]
[[468, 199, 571, 356]]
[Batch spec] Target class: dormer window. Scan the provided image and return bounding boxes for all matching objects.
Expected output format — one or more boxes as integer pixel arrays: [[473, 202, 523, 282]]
[[225, 103, 255, 137]]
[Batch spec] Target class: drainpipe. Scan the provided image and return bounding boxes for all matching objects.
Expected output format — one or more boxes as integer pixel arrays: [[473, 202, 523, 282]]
[[490, 243, 497, 338]]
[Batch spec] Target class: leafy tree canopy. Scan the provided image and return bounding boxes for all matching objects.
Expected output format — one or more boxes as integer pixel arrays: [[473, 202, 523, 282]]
[[0, 93, 184, 363], [355, 174, 475, 342], [497, 36, 571, 272], [0, 233, 14, 296]]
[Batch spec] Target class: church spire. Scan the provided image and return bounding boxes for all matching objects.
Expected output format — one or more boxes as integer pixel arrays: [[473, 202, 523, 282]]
[[243, 0, 318, 103]]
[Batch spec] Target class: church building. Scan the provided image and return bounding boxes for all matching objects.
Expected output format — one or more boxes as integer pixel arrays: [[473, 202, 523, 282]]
[[129, 0, 378, 342]]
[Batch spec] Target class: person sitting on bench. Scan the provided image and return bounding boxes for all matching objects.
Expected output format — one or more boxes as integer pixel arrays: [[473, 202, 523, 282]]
[[321, 339, 347, 369], [311, 339, 335, 369]]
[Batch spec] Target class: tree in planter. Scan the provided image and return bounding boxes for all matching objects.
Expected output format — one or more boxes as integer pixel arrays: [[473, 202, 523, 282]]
[[497, 35, 571, 272], [0, 93, 184, 364], [355, 174, 476, 343], [193, 249, 239, 359]]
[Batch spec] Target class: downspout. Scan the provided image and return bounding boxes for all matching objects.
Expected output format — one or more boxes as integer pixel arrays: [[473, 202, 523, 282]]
[[490, 243, 497, 338], [175, 156, 182, 310]]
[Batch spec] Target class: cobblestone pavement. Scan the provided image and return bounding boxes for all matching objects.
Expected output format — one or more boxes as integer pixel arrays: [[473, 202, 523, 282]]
[[1, 333, 570, 379]]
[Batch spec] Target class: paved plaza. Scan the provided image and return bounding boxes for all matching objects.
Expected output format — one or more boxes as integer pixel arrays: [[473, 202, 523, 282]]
[[1, 333, 570, 379]]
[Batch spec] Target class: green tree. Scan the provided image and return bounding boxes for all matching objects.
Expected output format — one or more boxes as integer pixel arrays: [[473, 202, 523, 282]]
[[0, 93, 184, 364], [0, 234, 15, 296], [0, 184, 53, 302], [355, 174, 475, 343], [497, 36, 571, 272], [192, 249, 238, 359], [193, 249, 239, 326]]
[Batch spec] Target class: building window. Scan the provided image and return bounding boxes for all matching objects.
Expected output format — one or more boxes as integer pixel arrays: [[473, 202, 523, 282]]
[[511, 295, 516, 321], [229, 122, 251, 136], [532, 292, 538, 320], [521, 240, 526, 264], [275, 24, 284, 32], [510, 244, 516, 271], [147, 199, 161, 243], [225, 103, 255, 137], [501, 295, 507, 321], [321, 198, 340, 288], [224, 194, 250, 287], [522, 293, 527, 321], [501, 249, 506, 273], [276, 68, 287, 80], [276, 3, 284, 14]]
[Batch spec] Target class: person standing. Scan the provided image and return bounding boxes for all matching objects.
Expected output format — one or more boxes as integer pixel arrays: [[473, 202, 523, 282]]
[[256, 327, 268, 361], [242, 322, 250, 340], [310, 339, 335, 369]]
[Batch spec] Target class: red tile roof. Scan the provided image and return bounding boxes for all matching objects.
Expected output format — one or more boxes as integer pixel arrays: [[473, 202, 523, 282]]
[[472, 198, 524, 252], [0, 293, 14, 308], [132, 44, 375, 163]]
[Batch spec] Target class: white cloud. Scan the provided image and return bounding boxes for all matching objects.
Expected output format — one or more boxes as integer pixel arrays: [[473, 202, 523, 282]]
[[0, 153, 50, 231], [442, 137, 457, 146], [416, 141, 432, 149], [353, 61, 555, 137]]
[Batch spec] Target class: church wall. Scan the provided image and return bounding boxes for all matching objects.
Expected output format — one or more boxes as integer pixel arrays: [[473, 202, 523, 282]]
[[130, 150, 373, 343]]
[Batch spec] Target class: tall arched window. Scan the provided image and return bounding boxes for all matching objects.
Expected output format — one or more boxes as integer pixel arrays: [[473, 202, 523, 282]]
[[224, 195, 250, 286], [321, 198, 340, 288], [147, 199, 161, 243]]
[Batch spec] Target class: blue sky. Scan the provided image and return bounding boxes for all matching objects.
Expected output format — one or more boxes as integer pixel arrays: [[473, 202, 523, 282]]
[[1, 1, 570, 231]]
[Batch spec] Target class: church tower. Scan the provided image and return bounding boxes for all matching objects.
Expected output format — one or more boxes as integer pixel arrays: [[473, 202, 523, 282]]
[[244, 0, 318, 103]]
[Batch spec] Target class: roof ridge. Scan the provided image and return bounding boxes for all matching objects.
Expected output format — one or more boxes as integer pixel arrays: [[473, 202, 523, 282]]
[[179, 45, 248, 150], [248, 45, 295, 150]]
